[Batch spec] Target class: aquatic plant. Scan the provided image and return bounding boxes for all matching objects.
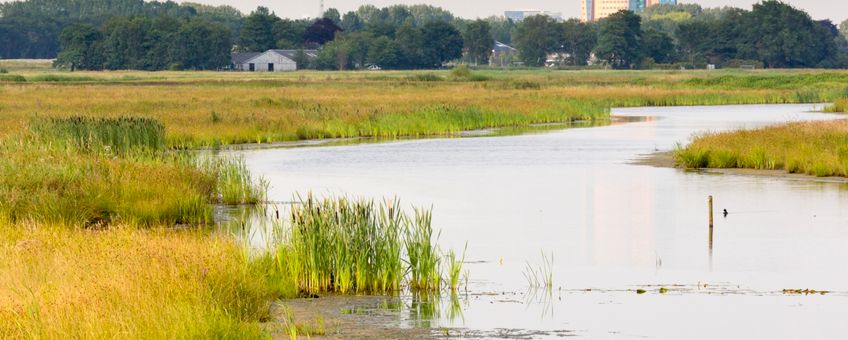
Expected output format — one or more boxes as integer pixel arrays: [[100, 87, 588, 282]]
[[523, 251, 554, 289], [196, 155, 267, 205], [30, 116, 165, 156], [445, 243, 467, 291], [269, 196, 443, 295]]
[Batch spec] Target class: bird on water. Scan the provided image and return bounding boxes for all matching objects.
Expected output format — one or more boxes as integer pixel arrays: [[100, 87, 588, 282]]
[[723, 209, 728, 218]]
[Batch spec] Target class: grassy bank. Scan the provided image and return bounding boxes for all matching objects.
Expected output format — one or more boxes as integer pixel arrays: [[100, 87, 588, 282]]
[[675, 120, 848, 177], [1, 69, 847, 147]]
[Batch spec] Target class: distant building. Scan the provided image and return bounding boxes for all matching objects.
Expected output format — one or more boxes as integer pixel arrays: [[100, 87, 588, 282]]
[[490, 41, 520, 67], [581, 0, 676, 22], [504, 10, 563, 22], [230, 49, 318, 72]]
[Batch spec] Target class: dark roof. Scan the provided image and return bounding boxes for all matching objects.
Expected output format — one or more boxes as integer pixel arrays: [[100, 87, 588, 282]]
[[270, 49, 319, 60], [231, 52, 261, 64]]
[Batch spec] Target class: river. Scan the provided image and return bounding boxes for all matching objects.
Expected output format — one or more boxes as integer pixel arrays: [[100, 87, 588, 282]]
[[235, 104, 848, 339]]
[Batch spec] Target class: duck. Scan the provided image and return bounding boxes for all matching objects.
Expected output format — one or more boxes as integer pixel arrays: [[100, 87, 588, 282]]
[[723, 209, 728, 218]]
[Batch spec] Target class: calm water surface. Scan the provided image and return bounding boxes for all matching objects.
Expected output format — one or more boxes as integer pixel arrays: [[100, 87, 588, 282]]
[[236, 104, 848, 339]]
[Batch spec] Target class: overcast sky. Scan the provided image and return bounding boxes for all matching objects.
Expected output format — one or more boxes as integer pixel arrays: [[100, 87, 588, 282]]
[[168, 0, 847, 23]]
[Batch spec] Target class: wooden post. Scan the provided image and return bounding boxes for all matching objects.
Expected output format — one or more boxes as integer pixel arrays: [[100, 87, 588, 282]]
[[708, 195, 714, 229]]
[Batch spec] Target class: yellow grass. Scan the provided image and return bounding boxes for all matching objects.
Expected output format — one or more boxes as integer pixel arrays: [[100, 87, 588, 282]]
[[675, 120, 848, 177], [0, 222, 279, 339], [2, 69, 846, 147]]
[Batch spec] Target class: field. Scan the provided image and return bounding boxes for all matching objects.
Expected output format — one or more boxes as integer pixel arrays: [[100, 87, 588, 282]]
[[2, 62, 848, 337]]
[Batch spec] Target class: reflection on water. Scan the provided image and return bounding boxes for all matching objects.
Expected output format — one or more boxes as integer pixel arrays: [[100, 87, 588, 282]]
[[228, 104, 848, 339]]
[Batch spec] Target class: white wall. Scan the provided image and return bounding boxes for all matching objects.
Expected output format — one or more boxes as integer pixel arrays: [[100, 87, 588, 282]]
[[241, 51, 297, 72]]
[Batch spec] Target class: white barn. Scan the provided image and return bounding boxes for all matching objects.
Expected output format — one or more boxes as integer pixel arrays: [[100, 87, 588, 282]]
[[230, 49, 318, 72]]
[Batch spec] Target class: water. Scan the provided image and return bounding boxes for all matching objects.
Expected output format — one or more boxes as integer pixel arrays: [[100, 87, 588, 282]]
[[235, 104, 848, 339]]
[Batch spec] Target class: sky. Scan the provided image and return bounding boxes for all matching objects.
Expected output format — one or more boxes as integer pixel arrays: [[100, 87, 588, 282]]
[[169, 0, 848, 23]]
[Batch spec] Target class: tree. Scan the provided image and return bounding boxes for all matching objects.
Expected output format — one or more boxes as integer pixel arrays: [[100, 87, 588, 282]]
[[640, 28, 675, 65], [274, 19, 308, 49], [340, 11, 364, 32], [463, 20, 493, 65], [420, 21, 463, 68], [239, 7, 279, 51], [513, 15, 561, 67], [594, 10, 642, 69], [736, 1, 837, 68], [841, 19, 848, 40], [368, 36, 402, 69], [172, 19, 231, 70], [561, 19, 596, 66], [56, 24, 103, 71], [304, 18, 342, 47], [487, 16, 516, 45], [323, 8, 342, 25]]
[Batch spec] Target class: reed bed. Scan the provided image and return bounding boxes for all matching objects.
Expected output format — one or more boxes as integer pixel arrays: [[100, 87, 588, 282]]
[[30, 116, 165, 155], [0, 118, 263, 227], [196, 156, 267, 205], [825, 99, 848, 113], [675, 120, 848, 177], [270, 196, 444, 295]]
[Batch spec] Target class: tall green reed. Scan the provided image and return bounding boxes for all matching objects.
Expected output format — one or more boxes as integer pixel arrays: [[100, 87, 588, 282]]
[[269, 195, 444, 295], [30, 116, 165, 156]]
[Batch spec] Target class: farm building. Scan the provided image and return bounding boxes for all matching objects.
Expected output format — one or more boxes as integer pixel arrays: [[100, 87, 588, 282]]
[[230, 49, 318, 72]]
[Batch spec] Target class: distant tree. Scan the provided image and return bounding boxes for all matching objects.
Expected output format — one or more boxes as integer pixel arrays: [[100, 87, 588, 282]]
[[841, 19, 848, 40], [514, 15, 562, 67], [340, 12, 365, 32], [323, 8, 342, 25], [739, 0, 837, 68], [274, 19, 308, 49], [487, 17, 516, 45], [183, 3, 243, 40], [420, 21, 463, 68], [395, 23, 425, 68], [304, 18, 342, 46], [239, 7, 279, 51], [56, 24, 103, 71], [594, 10, 642, 69], [675, 20, 713, 66], [561, 19, 597, 66], [172, 19, 231, 70], [368, 36, 402, 69], [640, 28, 675, 65], [463, 20, 493, 65]]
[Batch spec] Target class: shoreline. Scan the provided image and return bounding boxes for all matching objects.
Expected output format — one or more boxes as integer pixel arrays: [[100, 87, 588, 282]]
[[632, 151, 848, 184]]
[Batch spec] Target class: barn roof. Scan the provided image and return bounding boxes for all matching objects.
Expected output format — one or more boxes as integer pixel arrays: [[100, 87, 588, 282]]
[[270, 49, 319, 60], [231, 52, 262, 65]]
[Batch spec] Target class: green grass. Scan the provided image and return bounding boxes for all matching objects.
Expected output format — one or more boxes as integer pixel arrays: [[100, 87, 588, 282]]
[[268, 196, 443, 295], [31, 116, 165, 155], [675, 120, 848, 177]]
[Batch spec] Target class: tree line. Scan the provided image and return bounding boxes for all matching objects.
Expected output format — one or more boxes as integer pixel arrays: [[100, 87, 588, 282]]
[[2, 0, 847, 70]]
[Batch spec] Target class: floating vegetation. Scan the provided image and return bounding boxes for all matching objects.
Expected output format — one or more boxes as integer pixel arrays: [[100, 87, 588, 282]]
[[783, 289, 829, 295]]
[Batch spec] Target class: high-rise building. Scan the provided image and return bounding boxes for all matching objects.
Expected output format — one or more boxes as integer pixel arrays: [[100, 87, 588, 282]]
[[581, 0, 676, 22]]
